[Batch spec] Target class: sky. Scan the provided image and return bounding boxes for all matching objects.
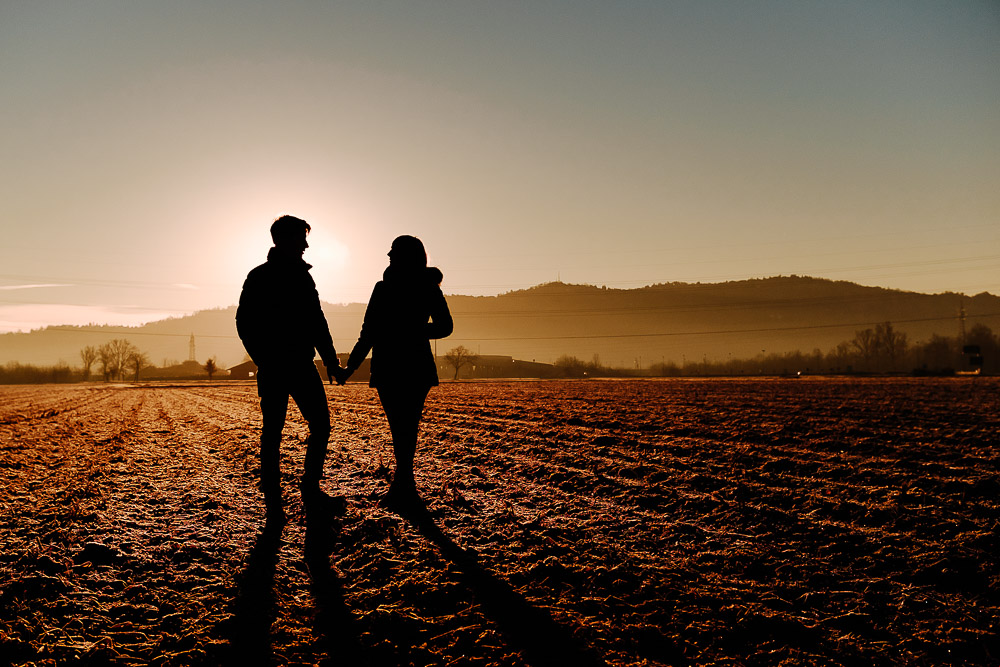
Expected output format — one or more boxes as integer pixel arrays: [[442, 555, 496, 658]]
[[1, 0, 998, 333]]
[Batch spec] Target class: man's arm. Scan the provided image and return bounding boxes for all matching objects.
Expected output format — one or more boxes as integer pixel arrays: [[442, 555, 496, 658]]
[[304, 274, 341, 377], [236, 274, 267, 366]]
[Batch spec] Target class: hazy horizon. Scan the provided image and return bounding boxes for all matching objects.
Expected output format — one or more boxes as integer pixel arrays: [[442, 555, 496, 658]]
[[3, 1, 998, 334], [5, 275, 999, 373], [3, 274, 998, 336]]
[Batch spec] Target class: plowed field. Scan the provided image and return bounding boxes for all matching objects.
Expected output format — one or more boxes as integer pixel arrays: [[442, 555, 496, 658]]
[[1, 378, 997, 666]]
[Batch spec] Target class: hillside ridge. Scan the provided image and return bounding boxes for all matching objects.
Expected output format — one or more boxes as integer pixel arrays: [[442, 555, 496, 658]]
[[2, 276, 997, 367]]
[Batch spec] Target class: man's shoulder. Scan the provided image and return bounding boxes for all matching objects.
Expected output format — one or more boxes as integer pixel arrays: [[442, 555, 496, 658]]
[[244, 260, 304, 282], [243, 259, 317, 295], [244, 261, 270, 281]]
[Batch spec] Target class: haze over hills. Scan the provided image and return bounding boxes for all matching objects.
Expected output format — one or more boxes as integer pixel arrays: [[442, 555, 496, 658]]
[[444, 277, 1000, 368], [2, 277, 998, 369]]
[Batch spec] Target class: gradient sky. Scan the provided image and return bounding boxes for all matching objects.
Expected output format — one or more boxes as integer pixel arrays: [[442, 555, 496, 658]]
[[2, 1, 998, 333]]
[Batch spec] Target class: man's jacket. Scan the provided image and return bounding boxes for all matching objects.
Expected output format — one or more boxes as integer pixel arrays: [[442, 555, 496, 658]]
[[236, 248, 337, 369]]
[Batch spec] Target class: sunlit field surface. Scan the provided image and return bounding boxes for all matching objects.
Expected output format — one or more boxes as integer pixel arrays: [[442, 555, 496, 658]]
[[1, 378, 997, 666]]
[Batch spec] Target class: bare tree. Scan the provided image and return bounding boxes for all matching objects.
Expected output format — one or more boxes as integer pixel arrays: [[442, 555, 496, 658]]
[[204, 357, 218, 380], [97, 343, 115, 381], [80, 345, 98, 381], [127, 350, 150, 382], [875, 322, 908, 372], [851, 328, 878, 372], [94, 339, 139, 381], [828, 341, 854, 372], [554, 355, 587, 378], [444, 346, 476, 380], [107, 339, 135, 381]]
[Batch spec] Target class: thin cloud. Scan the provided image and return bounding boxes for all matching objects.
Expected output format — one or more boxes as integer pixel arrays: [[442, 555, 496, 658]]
[[0, 284, 71, 290], [0, 304, 183, 333]]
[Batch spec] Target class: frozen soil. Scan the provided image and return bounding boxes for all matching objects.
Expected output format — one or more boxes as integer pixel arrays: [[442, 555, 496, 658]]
[[0, 378, 997, 666]]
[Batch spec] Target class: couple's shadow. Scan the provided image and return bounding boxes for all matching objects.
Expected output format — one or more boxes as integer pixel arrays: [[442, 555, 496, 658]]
[[397, 498, 605, 667], [303, 495, 367, 664], [228, 494, 605, 666], [224, 510, 286, 665], [224, 495, 361, 666]]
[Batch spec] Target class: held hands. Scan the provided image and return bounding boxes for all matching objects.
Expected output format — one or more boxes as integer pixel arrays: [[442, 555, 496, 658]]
[[327, 364, 350, 386]]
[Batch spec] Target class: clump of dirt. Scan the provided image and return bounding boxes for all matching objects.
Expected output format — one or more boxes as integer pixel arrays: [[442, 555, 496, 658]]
[[0, 378, 997, 665]]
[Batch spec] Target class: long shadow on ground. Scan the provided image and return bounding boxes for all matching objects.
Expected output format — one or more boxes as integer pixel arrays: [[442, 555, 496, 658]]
[[224, 514, 284, 665], [401, 498, 609, 667], [303, 495, 368, 666]]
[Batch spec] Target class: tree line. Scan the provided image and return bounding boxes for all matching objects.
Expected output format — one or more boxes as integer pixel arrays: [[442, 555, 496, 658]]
[[647, 322, 997, 377], [0, 339, 152, 384], [2, 324, 996, 384], [79, 339, 151, 381], [548, 322, 997, 378]]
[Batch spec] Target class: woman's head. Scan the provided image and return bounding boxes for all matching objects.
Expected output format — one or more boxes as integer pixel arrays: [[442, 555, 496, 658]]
[[387, 235, 427, 270]]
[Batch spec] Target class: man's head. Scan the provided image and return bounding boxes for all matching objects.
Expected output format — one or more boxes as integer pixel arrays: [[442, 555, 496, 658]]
[[270, 215, 310, 255]]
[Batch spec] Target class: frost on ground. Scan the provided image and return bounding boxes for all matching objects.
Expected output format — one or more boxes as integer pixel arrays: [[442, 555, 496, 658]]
[[0, 378, 997, 666]]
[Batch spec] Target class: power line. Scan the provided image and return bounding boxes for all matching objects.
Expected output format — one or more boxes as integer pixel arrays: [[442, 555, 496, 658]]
[[36, 311, 1000, 342], [40, 327, 241, 339]]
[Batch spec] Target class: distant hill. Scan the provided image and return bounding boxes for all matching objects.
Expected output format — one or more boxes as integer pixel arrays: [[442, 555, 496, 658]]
[[444, 277, 1000, 367], [2, 277, 998, 368], [0, 303, 363, 369]]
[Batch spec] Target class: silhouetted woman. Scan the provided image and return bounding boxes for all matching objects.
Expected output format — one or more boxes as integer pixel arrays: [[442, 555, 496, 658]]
[[342, 235, 453, 507]]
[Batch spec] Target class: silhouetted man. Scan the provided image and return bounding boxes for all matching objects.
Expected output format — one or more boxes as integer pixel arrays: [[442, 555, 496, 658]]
[[236, 215, 343, 519]]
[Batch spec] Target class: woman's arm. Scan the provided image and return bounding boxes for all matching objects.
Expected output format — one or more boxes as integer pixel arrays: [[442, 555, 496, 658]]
[[426, 287, 453, 339], [346, 282, 382, 372]]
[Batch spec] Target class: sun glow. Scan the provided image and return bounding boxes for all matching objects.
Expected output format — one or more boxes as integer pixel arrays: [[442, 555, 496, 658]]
[[306, 227, 350, 271]]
